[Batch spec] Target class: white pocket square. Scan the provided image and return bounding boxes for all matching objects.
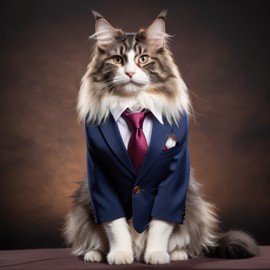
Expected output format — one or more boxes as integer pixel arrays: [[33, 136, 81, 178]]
[[163, 134, 177, 150]]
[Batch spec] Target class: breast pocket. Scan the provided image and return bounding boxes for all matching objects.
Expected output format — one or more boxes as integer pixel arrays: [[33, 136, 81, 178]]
[[157, 143, 181, 162]]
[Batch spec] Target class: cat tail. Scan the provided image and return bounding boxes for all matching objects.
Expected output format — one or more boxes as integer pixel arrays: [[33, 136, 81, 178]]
[[206, 230, 260, 259]]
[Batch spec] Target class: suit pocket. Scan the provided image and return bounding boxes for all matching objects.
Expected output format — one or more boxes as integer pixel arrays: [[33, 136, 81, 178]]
[[158, 143, 181, 162]]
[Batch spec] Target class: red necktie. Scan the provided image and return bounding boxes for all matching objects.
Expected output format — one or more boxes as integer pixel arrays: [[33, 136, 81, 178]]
[[122, 111, 149, 171]]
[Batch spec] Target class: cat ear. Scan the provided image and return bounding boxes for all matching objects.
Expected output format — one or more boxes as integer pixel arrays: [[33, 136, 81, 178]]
[[146, 10, 167, 48], [91, 10, 116, 48]]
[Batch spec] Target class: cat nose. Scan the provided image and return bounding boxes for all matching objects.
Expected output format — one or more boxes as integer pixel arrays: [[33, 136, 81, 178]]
[[126, 71, 135, 78]]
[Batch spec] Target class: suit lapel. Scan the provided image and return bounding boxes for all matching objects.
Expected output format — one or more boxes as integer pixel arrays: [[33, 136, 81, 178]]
[[99, 115, 137, 175], [137, 116, 172, 180]]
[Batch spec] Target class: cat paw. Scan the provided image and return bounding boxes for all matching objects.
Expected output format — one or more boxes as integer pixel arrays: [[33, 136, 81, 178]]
[[144, 251, 170, 264], [84, 250, 103, 262], [170, 249, 188, 261], [107, 251, 134, 265]]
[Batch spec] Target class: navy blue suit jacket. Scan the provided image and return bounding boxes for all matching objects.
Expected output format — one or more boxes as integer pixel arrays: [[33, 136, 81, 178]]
[[85, 113, 190, 233]]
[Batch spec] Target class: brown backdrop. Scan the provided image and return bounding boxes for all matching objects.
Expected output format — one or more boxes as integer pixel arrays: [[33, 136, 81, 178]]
[[0, 0, 269, 249]]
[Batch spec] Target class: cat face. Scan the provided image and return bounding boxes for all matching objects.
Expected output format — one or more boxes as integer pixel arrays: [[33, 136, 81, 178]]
[[98, 35, 151, 94], [90, 11, 175, 97]]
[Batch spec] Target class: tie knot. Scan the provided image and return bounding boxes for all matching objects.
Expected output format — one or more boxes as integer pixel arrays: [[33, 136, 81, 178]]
[[122, 110, 147, 130]]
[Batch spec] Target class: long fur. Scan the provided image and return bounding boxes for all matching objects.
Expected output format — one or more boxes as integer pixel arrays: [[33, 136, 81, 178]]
[[63, 173, 259, 261], [77, 52, 191, 126], [77, 13, 191, 126]]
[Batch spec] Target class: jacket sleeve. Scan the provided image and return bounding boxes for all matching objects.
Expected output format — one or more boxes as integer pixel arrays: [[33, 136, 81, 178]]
[[85, 124, 126, 224], [151, 113, 190, 224]]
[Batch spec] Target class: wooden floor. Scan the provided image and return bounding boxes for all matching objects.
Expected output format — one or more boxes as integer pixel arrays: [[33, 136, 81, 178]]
[[0, 247, 269, 269]]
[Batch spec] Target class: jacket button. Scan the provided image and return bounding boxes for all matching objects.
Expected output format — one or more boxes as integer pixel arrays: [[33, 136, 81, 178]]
[[133, 186, 141, 194]]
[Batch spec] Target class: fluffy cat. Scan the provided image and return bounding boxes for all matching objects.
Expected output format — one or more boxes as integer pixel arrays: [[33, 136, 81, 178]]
[[63, 11, 259, 265]]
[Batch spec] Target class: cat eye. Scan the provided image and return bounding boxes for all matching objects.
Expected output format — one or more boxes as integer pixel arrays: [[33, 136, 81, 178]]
[[138, 55, 149, 64], [113, 55, 124, 65]]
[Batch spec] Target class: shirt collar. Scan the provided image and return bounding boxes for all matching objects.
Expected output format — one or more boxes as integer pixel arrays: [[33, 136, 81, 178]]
[[111, 106, 164, 124]]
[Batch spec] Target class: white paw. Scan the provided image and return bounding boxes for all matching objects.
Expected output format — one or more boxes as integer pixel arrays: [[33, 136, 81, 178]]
[[107, 251, 134, 265], [170, 249, 188, 261], [84, 250, 103, 262], [144, 251, 170, 264]]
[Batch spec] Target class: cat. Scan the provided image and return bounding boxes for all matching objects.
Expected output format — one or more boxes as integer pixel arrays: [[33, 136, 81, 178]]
[[63, 10, 259, 265]]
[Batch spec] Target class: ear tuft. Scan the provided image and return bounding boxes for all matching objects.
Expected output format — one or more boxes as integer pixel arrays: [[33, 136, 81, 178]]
[[146, 11, 168, 48], [90, 11, 116, 48], [157, 9, 167, 21], [91, 10, 104, 20]]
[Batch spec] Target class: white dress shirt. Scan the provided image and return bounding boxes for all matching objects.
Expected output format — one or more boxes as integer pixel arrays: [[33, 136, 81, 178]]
[[110, 107, 164, 149]]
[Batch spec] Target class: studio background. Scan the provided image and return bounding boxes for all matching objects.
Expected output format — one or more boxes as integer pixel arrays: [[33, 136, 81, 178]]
[[0, 0, 269, 249]]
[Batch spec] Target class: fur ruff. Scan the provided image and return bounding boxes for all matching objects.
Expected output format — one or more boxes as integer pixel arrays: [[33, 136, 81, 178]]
[[77, 57, 191, 125]]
